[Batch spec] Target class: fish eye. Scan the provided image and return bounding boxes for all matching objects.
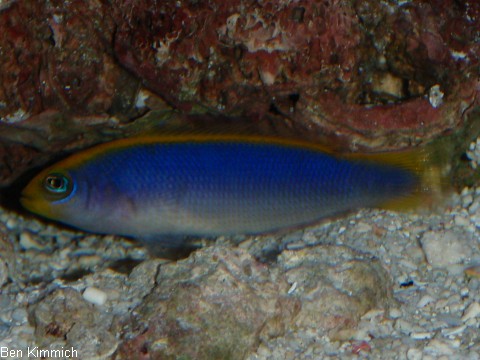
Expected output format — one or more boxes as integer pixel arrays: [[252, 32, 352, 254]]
[[44, 173, 70, 194]]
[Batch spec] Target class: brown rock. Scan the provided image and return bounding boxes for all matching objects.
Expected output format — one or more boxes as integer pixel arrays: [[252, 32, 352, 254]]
[[115, 245, 393, 359], [278, 245, 393, 334], [116, 246, 295, 360]]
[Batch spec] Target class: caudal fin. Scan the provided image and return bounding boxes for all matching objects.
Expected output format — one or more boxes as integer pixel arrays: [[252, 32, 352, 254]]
[[341, 137, 454, 212]]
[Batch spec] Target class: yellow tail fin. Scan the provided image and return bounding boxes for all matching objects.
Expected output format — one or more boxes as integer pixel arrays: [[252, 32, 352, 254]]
[[341, 137, 453, 212]]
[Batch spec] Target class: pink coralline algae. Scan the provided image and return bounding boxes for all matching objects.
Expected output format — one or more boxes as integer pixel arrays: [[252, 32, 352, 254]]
[[113, 0, 364, 114], [0, 1, 121, 121], [0, 1, 139, 185], [113, 0, 480, 149]]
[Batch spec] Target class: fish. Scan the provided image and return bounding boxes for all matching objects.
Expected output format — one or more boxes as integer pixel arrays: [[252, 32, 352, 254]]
[[20, 134, 445, 239]]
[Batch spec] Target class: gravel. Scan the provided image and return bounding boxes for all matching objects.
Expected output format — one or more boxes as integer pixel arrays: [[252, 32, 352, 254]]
[[0, 138, 479, 359]]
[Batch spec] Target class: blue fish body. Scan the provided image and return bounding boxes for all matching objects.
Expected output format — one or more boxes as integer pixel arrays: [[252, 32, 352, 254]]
[[21, 136, 418, 237]]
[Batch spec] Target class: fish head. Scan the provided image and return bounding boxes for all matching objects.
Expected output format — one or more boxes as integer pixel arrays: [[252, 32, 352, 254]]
[[21, 167, 80, 222]]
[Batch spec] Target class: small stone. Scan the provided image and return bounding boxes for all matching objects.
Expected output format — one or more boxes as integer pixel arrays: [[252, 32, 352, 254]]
[[441, 325, 466, 337], [435, 298, 449, 310], [19, 232, 42, 250], [49, 260, 69, 271], [360, 309, 384, 322], [399, 259, 418, 271], [471, 212, 480, 228], [0, 259, 8, 289], [5, 218, 17, 230], [462, 194, 473, 208], [465, 266, 480, 278], [454, 215, 469, 227], [435, 314, 463, 327], [287, 282, 297, 294], [78, 255, 102, 268], [389, 308, 402, 319], [128, 259, 167, 299], [407, 348, 423, 360], [411, 332, 434, 340], [449, 302, 465, 314], [387, 223, 397, 231], [420, 230, 470, 267], [83, 287, 108, 306], [468, 201, 480, 214], [396, 319, 415, 334], [355, 222, 372, 233], [11, 308, 28, 324], [425, 339, 453, 356], [417, 295, 435, 308], [462, 302, 480, 322], [372, 72, 404, 99], [428, 84, 444, 108], [10, 324, 35, 337]]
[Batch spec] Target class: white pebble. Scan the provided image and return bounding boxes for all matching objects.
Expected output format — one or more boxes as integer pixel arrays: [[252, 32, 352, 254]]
[[468, 201, 480, 214], [361, 308, 384, 320], [19, 232, 42, 250], [49, 260, 68, 271], [420, 230, 470, 267], [78, 255, 102, 267], [428, 84, 444, 108], [0, 259, 8, 288], [83, 287, 108, 306], [389, 308, 402, 319], [464, 318, 477, 327], [5, 218, 17, 230], [462, 302, 480, 322], [454, 215, 469, 227], [407, 348, 423, 360], [11, 308, 28, 324], [387, 224, 397, 231], [287, 282, 297, 294], [395, 319, 415, 334], [441, 325, 466, 337], [399, 259, 418, 271], [449, 302, 465, 314], [411, 331, 434, 340], [435, 298, 449, 310], [417, 294, 435, 308], [462, 194, 473, 208], [425, 339, 453, 356], [355, 222, 372, 233], [471, 213, 480, 228], [10, 324, 35, 336]]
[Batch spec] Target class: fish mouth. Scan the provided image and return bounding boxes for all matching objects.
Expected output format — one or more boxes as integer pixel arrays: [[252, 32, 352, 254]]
[[19, 193, 41, 214], [19, 194, 33, 210]]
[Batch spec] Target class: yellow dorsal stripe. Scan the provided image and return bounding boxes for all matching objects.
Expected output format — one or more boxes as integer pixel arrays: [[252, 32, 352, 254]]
[[50, 134, 340, 170]]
